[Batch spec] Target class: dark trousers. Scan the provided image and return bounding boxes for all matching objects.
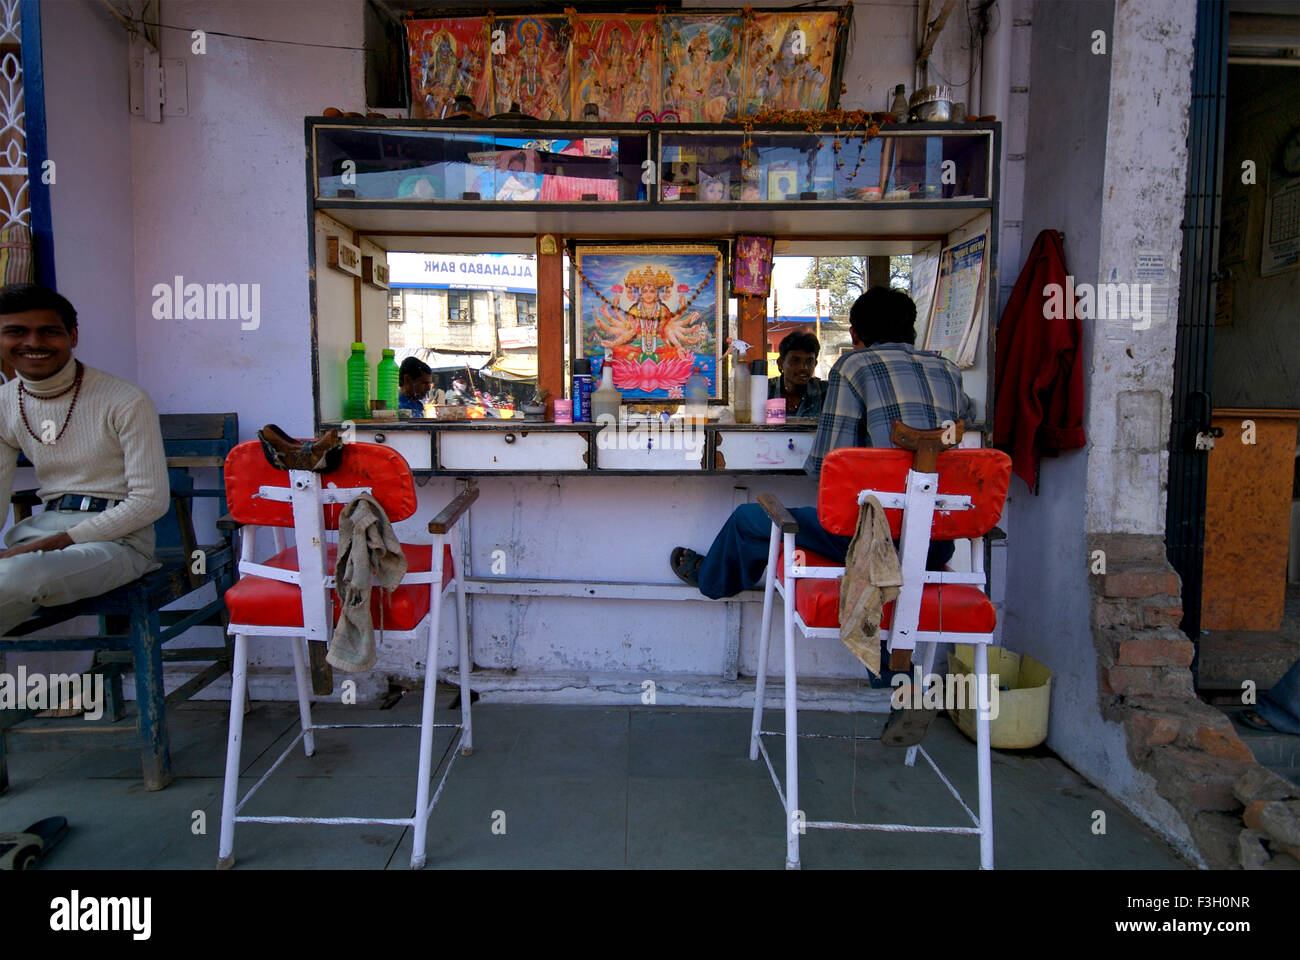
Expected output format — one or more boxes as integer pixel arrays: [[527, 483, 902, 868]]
[[696, 504, 955, 686], [696, 503, 955, 600]]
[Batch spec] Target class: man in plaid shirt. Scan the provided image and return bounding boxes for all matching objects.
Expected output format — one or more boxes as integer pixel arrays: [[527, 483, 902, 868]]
[[671, 286, 974, 601]]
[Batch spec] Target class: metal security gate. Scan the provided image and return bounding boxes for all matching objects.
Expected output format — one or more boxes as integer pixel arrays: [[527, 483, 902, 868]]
[[1165, 0, 1228, 679]]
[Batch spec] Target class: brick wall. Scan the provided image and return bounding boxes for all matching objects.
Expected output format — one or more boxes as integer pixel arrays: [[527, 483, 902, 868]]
[[1089, 532, 1300, 869]]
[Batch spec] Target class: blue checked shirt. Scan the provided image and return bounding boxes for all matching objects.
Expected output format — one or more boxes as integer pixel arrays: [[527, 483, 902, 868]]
[[804, 343, 975, 476]]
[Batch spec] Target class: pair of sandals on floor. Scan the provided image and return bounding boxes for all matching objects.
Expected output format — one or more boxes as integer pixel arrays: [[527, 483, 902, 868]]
[[670, 546, 937, 749]]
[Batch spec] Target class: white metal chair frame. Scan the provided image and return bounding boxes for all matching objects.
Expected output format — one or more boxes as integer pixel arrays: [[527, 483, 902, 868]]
[[217, 468, 476, 870], [749, 444, 999, 870]]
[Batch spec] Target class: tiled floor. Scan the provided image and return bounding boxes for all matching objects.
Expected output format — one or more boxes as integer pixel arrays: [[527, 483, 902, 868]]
[[0, 695, 1190, 869]]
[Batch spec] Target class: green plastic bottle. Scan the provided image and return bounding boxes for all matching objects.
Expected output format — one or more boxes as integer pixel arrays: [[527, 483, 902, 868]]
[[378, 348, 399, 413], [345, 342, 370, 420]]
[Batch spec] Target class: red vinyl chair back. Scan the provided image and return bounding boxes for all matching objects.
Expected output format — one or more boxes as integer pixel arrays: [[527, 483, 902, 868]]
[[817, 447, 1011, 540], [224, 440, 418, 529]]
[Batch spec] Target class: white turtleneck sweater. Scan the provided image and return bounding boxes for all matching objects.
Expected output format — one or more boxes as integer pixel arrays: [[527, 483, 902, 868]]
[[0, 357, 169, 545]]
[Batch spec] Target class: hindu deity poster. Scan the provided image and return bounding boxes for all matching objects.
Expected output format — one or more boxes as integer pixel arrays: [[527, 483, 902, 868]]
[[491, 16, 571, 120], [574, 244, 724, 401], [741, 11, 841, 115], [660, 15, 744, 123], [406, 19, 491, 120], [732, 235, 774, 297], [572, 16, 658, 122]]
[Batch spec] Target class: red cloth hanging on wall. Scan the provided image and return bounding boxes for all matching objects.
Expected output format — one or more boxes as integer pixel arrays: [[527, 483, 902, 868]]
[[993, 229, 1087, 492]]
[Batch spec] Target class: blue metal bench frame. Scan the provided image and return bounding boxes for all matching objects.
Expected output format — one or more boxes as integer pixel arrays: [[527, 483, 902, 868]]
[[0, 413, 239, 792]]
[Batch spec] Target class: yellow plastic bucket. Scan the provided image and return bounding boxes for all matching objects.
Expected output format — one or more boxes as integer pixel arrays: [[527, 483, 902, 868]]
[[946, 645, 1051, 749]]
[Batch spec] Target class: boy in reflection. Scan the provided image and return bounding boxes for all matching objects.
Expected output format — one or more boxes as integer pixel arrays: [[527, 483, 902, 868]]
[[398, 357, 434, 416]]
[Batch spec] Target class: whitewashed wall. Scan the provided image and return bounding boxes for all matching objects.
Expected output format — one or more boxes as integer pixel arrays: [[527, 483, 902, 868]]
[[32, 0, 1020, 703]]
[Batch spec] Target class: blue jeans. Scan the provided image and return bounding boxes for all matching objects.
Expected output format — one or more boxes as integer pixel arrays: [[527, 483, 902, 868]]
[[696, 503, 955, 599], [695, 504, 955, 685]]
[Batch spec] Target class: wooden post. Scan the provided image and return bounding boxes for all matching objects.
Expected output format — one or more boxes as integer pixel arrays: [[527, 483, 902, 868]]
[[869, 255, 891, 290], [738, 295, 767, 373], [536, 235, 565, 414]]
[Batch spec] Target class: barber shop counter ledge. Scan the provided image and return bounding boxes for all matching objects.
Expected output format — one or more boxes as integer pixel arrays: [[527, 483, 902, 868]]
[[319, 420, 819, 474]]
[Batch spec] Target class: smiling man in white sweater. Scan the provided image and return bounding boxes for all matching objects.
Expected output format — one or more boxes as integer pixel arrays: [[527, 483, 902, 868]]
[[0, 283, 170, 635]]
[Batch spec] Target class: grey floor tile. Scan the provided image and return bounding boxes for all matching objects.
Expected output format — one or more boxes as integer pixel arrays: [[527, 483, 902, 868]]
[[389, 775, 628, 869], [629, 707, 772, 780], [0, 774, 221, 870], [205, 775, 419, 869], [626, 777, 786, 869], [2, 700, 1194, 870], [450, 705, 629, 779]]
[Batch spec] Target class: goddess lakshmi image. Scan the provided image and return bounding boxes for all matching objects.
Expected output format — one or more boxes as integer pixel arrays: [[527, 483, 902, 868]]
[[582, 255, 720, 396], [496, 17, 569, 120], [574, 19, 656, 122], [662, 18, 741, 122], [733, 236, 773, 297]]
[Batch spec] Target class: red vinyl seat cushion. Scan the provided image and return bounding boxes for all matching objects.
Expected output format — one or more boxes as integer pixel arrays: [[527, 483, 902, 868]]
[[225, 543, 453, 631], [775, 548, 995, 634]]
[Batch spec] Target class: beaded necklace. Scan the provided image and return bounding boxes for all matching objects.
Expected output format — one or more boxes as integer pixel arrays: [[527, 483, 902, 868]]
[[19, 360, 85, 444]]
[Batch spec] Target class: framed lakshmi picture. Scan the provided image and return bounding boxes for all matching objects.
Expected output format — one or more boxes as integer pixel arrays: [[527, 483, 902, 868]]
[[490, 16, 571, 120], [406, 19, 491, 119], [572, 243, 726, 401], [732, 235, 774, 298]]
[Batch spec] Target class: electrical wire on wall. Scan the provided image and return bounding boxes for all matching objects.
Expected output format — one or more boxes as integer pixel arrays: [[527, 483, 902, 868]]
[[926, 0, 997, 97]]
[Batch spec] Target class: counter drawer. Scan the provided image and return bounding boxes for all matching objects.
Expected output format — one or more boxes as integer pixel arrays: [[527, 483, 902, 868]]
[[594, 424, 706, 470], [439, 430, 589, 470], [714, 431, 812, 471], [362, 429, 431, 469]]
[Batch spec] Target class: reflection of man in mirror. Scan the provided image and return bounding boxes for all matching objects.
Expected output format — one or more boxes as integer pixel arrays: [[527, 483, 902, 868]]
[[495, 151, 540, 201]]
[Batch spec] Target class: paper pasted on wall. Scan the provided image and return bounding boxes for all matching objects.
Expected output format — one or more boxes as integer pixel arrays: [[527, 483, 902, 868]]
[[406, 19, 491, 119], [574, 244, 724, 400], [1261, 173, 1300, 277]]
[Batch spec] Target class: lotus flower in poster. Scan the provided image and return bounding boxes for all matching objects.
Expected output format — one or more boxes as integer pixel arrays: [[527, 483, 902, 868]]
[[610, 355, 696, 393], [575, 244, 724, 400]]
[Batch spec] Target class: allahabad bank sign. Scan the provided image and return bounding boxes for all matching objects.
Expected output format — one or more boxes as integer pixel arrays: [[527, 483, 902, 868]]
[[388, 252, 537, 294]]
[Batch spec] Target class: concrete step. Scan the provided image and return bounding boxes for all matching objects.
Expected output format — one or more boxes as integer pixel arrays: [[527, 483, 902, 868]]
[[1223, 705, 1300, 767], [1198, 630, 1300, 691]]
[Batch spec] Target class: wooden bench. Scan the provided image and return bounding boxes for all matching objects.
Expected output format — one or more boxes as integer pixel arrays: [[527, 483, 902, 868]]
[[0, 413, 239, 792]]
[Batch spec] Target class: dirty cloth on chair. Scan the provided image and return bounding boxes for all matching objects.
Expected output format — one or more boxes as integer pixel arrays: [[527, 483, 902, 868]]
[[838, 495, 903, 678], [327, 492, 407, 673]]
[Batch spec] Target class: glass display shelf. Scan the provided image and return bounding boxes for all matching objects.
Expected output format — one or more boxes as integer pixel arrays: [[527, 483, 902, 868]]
[[659, 129, 991, 203], [314, 125, 652, 203]]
